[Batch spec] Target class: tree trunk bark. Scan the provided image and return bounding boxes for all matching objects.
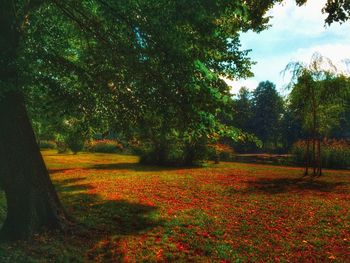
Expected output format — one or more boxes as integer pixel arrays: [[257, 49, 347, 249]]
[[317, 138, 322, 176], [304, 138, 310, 176], [311, 85, 317, 176], [312, 137, 316, 175], [0, 92, 67, 241]]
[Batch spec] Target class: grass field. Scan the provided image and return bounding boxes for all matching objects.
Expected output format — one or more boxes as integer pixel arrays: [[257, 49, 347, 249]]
[[0, 150, 349, 262]]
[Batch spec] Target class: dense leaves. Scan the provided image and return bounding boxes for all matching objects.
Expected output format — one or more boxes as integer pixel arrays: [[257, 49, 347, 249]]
[[285, 53, 350, 175], [231, 82, 284, 153]]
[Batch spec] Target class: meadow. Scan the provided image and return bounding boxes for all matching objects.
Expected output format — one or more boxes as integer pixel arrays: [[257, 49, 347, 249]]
[[0, 150, 349, 262]]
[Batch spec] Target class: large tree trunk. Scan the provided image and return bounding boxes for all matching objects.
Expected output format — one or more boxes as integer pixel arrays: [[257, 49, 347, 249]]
[[0, 92, 67, 241]]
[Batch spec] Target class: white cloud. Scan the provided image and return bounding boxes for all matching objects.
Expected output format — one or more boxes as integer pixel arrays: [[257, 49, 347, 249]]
[[223, 78, 259, 95], [232, 0, 350, 95], [292, 44, 350, 67], [268, 0, 350, 40], [269, 0, 327, 36]]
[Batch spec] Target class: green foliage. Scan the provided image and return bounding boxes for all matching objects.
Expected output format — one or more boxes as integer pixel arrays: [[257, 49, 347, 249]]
[[284, 54, 350, 173], [291, 139, 350, 169], [137, 137, 208, 167], [252, 81, 284, 149], [231, 83, 284, 153], [322, 0, 350, 24], [232, 87, 253, 133], [59, 119, 90, 154], [4, 1, 348, 168], [287, 53, 350, 140], [287, 54, 350, 138], [207, 143, 235, 162], [55, 134, 69, 154], [20, 0, 289, 165], [38, 140, 57, 150], [65, 133, 85, 154], [86, 140, 124, 153]]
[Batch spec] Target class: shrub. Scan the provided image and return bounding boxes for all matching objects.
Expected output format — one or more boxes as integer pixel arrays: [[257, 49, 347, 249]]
[[86, 140, 124, 153], [291, 139, 350, 169], [65, 133, 85, 154], [137, 140, 208, 167], [138, 142, 182, 166], [56, 141, 68, 154], [137, 140, 227, 167], [208, 143, 235, 162], [216, 143, 235, 161], [38, 140, 57, 149]]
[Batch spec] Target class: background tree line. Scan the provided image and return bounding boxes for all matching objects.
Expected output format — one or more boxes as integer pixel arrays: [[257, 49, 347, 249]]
[[231, 75, 350, 155], [229, 54, 350, 175]]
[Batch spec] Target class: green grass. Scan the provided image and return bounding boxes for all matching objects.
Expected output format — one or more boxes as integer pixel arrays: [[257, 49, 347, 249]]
[[0, 150, 349, 262]]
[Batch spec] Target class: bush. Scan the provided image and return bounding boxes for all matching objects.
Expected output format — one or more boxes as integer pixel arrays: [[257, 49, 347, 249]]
[[56, 141, 68, 154], [291, 139, 350, 169], [137, 140, 227, 167], [216, 143, 235, 161], [138, 142, 182, 166], [65, 133, 85, 154], [38, 140, 57, 149], [86, 140, 124, 153], [137, 139, 208, 167], [207, 143, 235, 162]]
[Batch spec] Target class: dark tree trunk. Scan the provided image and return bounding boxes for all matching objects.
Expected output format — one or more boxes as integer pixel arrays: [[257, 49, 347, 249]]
[[304, 138, 310, 176], [311, 85, 317, 176], [184, 144, 195, 166], [155, 142, 168, 166], [312, 137, 316, 175], [214, 154, 220, 164], [317, 138, 322, 176], [0, 92, 67, 241], [0, 0, 68, 241]]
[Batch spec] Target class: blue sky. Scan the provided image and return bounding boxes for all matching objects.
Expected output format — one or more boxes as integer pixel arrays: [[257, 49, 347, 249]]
[[225, 0, 350, 95]]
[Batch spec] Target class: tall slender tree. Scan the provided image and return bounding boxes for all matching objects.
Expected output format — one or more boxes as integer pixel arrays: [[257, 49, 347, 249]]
[[251, 81, 284, 151], [286, 53, 349, 176]]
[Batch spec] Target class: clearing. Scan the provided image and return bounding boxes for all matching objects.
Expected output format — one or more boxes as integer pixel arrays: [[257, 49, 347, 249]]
[[0, 150, 349, 262]]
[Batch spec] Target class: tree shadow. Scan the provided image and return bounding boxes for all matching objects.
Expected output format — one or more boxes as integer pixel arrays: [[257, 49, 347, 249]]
[[37, 177, 164, 261], [242, 177, 349, 194], [54, 178, 93, 193], [48, 168, 75, 175], [43, 153, 76, 156], [88, 162, 199, 172]]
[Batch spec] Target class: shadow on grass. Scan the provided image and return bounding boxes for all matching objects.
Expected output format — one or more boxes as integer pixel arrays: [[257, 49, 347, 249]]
[[54, 178, 93, 193], [243, 177, 349, 194], [48, 168, 77, 175], [88, 162, 200, 172], [44, 153, 76, 156], [0, 177, 164, 262]]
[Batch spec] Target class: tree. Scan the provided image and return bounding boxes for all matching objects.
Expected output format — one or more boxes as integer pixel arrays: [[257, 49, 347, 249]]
[[322, 0, 350, 24], [232, 87, 254, 133], [0, 0, 346, 241], [251, 81, 284, 151], [280, 102, 303, 151], [0, 1, 69, 241], [295, 0, 350, 24], [286, 53, 349, 176]]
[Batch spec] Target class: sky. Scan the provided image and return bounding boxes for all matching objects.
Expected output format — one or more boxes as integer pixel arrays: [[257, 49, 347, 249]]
[[225, 0, 350, 95]]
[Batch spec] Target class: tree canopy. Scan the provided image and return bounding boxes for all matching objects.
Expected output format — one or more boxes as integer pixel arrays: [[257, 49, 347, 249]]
[[0, 0, 349, 241]]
